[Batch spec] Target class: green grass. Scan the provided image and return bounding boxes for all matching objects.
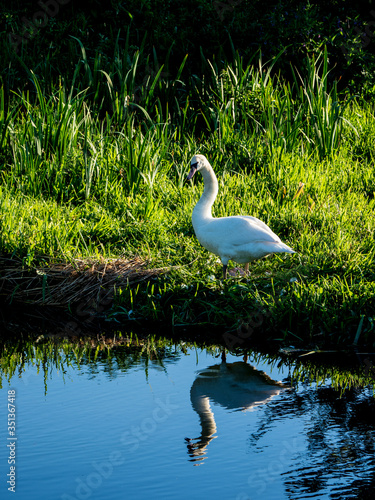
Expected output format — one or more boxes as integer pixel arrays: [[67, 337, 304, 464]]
[[1, 44, 375, 348]]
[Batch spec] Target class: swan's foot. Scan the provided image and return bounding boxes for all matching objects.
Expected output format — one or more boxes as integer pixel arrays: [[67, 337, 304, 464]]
[[228, 265, 250, 277], [223, 264, 249, 279]]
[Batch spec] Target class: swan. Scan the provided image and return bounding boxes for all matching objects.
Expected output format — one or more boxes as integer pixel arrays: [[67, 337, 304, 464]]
[[187, 154, 295, 278]]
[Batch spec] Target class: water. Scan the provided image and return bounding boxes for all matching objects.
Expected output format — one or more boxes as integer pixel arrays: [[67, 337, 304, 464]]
[[1, 342, 375, 500]]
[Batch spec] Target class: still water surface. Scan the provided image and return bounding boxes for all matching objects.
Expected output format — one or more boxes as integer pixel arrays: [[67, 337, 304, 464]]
[[1, 344, 375, 499]]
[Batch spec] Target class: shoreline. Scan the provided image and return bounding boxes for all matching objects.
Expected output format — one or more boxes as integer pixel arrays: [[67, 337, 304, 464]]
[[0, 255, 373, 350]]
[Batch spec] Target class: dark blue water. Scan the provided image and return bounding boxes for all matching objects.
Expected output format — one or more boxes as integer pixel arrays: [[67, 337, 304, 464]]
[[1, 347, 375, 499]]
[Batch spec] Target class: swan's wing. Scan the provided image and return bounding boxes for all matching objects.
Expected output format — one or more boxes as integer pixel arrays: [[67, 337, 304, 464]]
[[238, 216, 277, 235], [194, 216, 295, 264], [201, 216, 281, 247]]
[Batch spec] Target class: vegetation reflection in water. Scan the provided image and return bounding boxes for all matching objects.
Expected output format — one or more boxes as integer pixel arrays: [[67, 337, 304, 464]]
[[1, 331, 375, 394]]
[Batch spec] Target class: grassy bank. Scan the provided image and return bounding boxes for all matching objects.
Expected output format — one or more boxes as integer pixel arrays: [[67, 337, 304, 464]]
[[1, 33, 375, 347]]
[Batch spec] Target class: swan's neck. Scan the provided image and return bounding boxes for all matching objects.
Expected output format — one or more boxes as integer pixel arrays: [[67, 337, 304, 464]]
[[192, 165, 218, 223]]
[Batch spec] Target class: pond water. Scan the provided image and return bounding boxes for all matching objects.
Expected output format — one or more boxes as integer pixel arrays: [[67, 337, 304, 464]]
[[1, 340, 375, 500]]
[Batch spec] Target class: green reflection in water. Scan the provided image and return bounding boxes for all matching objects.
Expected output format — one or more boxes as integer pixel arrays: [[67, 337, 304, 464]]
[[1, 329, 375, 395]]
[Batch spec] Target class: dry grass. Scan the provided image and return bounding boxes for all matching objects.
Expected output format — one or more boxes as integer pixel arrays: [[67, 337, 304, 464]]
[[0, 256, 162, 308]]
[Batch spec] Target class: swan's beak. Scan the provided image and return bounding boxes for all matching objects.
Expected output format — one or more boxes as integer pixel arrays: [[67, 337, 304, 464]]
[[187, 162, 198, 180]]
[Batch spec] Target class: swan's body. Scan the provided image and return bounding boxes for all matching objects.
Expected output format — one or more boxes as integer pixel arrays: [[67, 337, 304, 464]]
[[187, 154, 295, 278]]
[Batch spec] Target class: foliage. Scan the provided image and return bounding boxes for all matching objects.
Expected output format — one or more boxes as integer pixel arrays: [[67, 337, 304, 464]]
[[1, 1, 375, 93]]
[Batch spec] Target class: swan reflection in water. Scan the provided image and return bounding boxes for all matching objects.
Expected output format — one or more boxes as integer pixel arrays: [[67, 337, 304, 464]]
[[186, 353, 287, 464]]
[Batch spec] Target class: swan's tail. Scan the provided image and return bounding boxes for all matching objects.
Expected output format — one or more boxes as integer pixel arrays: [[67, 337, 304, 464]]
[[248, 240, 296, 259], [271, 242, 296, 254], [280, 243, 295, 253]]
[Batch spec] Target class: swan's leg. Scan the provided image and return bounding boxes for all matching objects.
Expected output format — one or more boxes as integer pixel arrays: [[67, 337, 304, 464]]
[[223, 265, 228, 279], [244, 263, 249, 274]]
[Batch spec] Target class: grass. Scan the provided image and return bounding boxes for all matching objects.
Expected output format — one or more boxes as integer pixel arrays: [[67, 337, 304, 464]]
[[1, 39, 375, 348]]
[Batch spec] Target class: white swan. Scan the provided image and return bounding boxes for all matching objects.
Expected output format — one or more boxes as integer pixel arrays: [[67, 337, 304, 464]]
[[187, 154, 295, 278]]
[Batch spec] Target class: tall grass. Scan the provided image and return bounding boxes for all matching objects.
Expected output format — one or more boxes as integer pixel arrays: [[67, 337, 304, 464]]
[[1, 43, 359, 202], [294, 47, 357, 159]]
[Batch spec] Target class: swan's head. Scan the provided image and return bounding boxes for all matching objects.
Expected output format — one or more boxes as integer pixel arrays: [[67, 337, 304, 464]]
[[187, 154, 209, 180]]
